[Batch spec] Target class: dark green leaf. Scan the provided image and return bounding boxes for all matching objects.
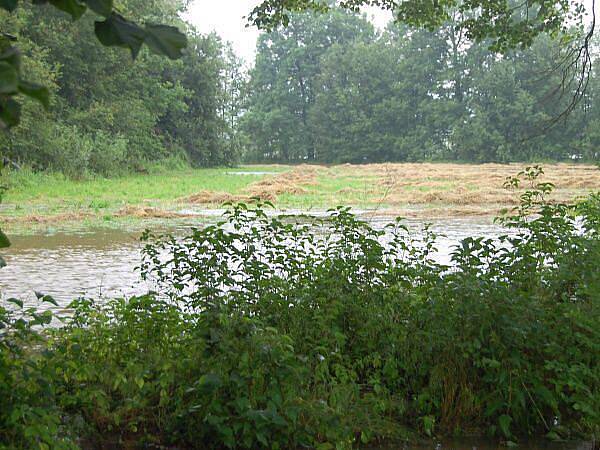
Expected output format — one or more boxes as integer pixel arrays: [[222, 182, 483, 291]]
[[41, 295, 58, 306], [0, 230, 10, 248], [95, 13, 146, 59], [144, 24, 188, 60], [0, 47, 21, 68], [83, 0, 111, 17], [34, 291, 45, 299], [7, 298, 23, 308], [0, 0, 18, 12], [546, 431, 562, 441], [0, 255, 6, 269], [0, 32, 17, 42], [197, 373, 222, 394], [0, 61, 18, 94], [499, 414, 512, 438], [32, 310, 53, 325], [18, 80, 50, 109], [0, 97, 21, 128]]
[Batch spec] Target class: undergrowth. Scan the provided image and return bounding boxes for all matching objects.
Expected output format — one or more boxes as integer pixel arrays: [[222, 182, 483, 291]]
[[1, 167, 599, 449]]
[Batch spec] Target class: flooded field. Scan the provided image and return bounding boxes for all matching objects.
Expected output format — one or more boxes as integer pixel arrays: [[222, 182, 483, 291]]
[[0, 215, 506, 312], [2, 164, 598, 234]]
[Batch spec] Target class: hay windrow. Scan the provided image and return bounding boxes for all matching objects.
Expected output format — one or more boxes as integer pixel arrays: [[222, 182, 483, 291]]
[[177, 163, 599, 213], [354, 163, 600, 211], [178, 190, 248, 205], [0, 212, 93, 225], [114, 206, 191, 219], [245, 165, 320, 199], [177, 166, 321, 205]]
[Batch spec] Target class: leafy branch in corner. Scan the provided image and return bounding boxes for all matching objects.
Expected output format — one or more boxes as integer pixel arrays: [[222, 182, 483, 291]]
[[0, 0, 188, 129]]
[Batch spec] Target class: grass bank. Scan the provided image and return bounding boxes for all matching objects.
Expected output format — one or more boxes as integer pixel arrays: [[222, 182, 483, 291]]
[[1, 163, 599, 232]]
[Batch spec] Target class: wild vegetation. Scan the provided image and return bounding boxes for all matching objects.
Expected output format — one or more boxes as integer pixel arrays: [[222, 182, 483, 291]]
[[1, 0, 599, 448], [1, 168, 599, 448]]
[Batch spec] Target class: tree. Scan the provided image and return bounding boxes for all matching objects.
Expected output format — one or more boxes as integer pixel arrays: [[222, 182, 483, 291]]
[[242, 5, 597, 164], [0, 0, 188, 129], [249, 0, 596, 120], [218, 44, 248, 162], [242, 8, 375, 162], [451, 33, 594, 162], [0, 0, 188, 262], [159, 32, 241, 167], [0, 1, 246, 173]]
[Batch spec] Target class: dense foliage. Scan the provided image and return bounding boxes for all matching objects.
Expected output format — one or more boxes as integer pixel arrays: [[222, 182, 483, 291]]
[[0, 0, 244, 175], [1, 169, 599, 448], [248, 0, 592, 54], [243, 9, 600, 163], [2, 3, 599, 173], [0, 0, 187, 129]]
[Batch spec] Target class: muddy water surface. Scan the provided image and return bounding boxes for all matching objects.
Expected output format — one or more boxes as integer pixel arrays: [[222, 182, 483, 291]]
[[2, 215, 506, 312]]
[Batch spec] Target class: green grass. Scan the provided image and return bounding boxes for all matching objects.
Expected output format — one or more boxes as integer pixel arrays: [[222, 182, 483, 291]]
[[1, 165, 388, 217], [0, 166, 290, 233], [3, 166, 284, 207]]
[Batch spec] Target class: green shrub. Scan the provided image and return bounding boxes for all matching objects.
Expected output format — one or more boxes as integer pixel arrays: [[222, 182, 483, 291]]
[[12, 124, 130, 179], [87, 131, 129, 177], [1, 167, 599, 448], [47, 296, 347, 448], [0, 299, 76, 449], [140, 168, 599, 443]]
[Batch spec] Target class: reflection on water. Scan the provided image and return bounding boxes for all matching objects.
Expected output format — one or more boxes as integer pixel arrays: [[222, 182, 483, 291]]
[[0, 215, 506, 312]]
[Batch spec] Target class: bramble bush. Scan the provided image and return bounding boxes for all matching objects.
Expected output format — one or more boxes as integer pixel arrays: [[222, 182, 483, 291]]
[[1, 167, 599, 448]]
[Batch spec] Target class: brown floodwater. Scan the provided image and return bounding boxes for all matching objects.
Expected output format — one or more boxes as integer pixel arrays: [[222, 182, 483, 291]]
[[1, 215, 506, 312]]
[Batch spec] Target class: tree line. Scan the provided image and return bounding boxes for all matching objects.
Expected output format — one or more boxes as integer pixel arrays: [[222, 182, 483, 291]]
[[242, 9, 600, 163], [1, 2, 599, 177], [0, 0, 245, 177]]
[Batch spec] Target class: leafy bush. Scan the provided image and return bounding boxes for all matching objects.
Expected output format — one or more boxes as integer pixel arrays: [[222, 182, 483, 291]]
[[140, 168, 600, 443], [11, 124, 131, 179], [46, 296, 346, 448], [87, 131, 129, 176], [0, 298, 76, 449], [1, 168, 599, 448]]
